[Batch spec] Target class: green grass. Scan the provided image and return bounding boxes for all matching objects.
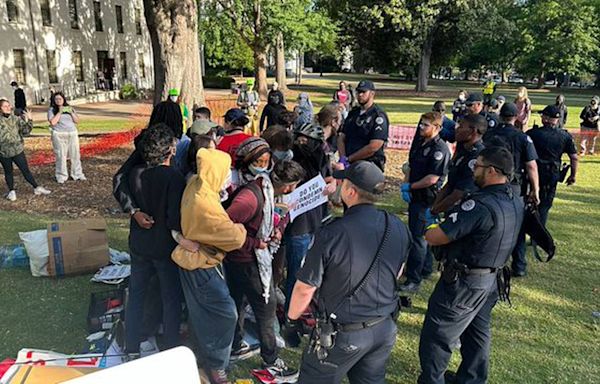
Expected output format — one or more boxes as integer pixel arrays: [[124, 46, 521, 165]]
[[31, 119, 137, 135], [1, 76, 599, 382]]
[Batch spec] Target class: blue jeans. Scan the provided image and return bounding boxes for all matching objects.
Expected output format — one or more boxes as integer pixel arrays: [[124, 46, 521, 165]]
[[285, 233, 313, 310], [125, 254, 182, 353], [179, 266, 238, 370], [406, 201, 434, 284]]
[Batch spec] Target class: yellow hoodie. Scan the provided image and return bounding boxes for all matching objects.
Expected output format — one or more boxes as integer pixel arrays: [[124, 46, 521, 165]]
[[173, 148, 246, 269]]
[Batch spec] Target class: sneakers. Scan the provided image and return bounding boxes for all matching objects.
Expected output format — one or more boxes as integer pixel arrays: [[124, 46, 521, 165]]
[[74, 175, 87, 181], [263, 357, 299, 382], [5, 190, 16, 201], [230, 340, 260, 361], [34, 186, 51, 195], [207, 369, 231, 384], [399, 281, 420, 293]]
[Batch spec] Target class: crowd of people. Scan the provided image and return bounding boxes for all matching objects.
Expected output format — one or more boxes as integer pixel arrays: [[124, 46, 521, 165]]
[[0, 77, 588, 383]]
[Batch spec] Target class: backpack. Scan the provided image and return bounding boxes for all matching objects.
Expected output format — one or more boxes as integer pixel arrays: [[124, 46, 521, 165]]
[[222, 180, 265, 221]]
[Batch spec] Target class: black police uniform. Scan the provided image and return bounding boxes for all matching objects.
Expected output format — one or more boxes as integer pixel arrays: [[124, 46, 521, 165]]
[[405, 135, 451, 286], [526, 124, 577, 225], [482, 123, 537, 274], [445, 140, 485, 198], [480, 111, 499, 131], [295, 204, 411, 384], [341, 105, 389, 171], [418, 184, 524, 384]]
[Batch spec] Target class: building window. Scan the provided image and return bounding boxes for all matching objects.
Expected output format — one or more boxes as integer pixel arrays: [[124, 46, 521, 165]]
[[115, 5, 124, 33], [135, 8, 142, 35], [13, 49, 26, 84], [138, 57, 145, 79], [93, 1, 103, 32], [73, 51, 83, 82], [68, 0, 78, 29], [120, 52, 127, 80], [40, 0, 52, 26], [6, 0, 19, 22], [46, 50, 58, 83]]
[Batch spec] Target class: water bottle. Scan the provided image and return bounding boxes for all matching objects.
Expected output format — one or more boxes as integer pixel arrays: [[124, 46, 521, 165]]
[[0, 244, 29, 269]]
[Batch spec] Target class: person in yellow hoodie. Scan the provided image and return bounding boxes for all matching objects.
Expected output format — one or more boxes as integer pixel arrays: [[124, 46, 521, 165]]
[[173, 147, 247, 384]]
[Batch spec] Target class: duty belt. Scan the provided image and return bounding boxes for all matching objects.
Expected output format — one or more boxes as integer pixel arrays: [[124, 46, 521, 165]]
[[464, 266, 497, 275], [333, 316, 388, 332]]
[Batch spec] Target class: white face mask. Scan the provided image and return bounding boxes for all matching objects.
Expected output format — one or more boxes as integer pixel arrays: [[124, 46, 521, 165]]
[[169, 95, 178, 103]]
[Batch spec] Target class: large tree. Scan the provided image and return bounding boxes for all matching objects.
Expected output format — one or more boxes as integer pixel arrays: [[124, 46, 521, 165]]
[[143, 0, 204, 109]]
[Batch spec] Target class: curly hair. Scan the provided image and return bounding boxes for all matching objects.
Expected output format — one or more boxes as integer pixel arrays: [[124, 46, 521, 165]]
[[139, 123, 176, 167]]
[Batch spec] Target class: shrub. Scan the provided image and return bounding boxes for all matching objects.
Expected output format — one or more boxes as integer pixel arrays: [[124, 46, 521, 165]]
[[119, 83, 139, 100]]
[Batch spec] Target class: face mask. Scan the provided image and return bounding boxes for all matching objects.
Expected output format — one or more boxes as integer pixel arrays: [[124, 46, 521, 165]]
[[249, 164, 270, 176], [272, 150, 293, 162], [169, 95, 178, 103], [459, 95, 466, 101]]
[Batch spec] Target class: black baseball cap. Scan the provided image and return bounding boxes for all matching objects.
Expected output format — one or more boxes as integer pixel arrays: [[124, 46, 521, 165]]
[[333, 161, 385, 194], [540, 105, 561, 118], [465, 93, 483, 105], [500, 102, 518, 117], [356, 80, 375, 92], [224, 108, 249, 126]]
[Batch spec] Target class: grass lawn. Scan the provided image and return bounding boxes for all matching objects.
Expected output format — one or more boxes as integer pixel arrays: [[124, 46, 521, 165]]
[[0, 76, 599, 383], [30, 119, 138, 135]]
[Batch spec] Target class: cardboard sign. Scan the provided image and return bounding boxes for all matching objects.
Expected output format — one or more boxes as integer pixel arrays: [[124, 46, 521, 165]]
[[47, 219, 109, 277], [283, 175, 328, 222]]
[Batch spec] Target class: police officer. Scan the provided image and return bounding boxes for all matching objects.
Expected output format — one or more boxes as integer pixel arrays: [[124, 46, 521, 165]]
[[432, 114, 487, 215], [465, 92, 499, 131], [418, 146, 524, 384], [337, 80, 389, 172], [400, 112, 451, 293], [287, 161, 411, 384], [483, 102, 539, 277], [527, 105, 578, 225]]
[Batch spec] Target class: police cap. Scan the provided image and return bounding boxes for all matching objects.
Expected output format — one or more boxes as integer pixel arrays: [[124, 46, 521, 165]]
[[500, 102, 518, 117], [465, 93, 483, 105], [333, 161, 385, 194], [540, 105, 561, 118], [356, 80, 376, 92]]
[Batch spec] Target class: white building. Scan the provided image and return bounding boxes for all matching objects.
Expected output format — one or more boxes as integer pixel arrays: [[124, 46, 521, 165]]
[[0, 0, 153, 105]]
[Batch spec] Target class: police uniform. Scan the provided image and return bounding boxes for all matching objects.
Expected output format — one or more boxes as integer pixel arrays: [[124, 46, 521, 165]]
[[295, 203, 411, 384], [404, 136, 451, 288], [479, 110, 499, 131], [446, 140, 485, 197], [482, 121, 537, 275], [527, 123, 576, 225], [341, 104, 389, 171], [418, 184, 524, 384]]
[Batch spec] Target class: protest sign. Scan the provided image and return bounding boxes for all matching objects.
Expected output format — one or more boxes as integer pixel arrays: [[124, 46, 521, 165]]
[[283, 175, 328, 222]]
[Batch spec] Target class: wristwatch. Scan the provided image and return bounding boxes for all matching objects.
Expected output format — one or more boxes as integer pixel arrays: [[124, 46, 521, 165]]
[[129, 208, 140, 217]]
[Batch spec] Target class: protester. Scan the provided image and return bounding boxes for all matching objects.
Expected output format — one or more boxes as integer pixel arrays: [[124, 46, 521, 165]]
[[194, 106, 211, 122], [11, 81, 26, 116], [316, 104, 342, 156], [555, 94, 568, 129], [237, 79, 260, 136], [216, 108, 252, 161], [0, 99, 50, 201], [268, 81, 286, 106], [432, 100, 457, 143], [177, 121, 219, 177], [333, 81, 353, 116], [451, 90, 468, 122], [338, 80, 389, 171], [260, 91, 287, 133], [124, 123, 193, 357], [294, 93, 314, 129], [168, 89, 190, 131], [514, 86, 532, 130], [276, 110, 299, 131], [579, 96, 600, 155], [175, 147, 247, 384], [262, 125, 294, 162], [48, 92, 86, 183], [496, 95, 506, 112], [225, 141, 304, 380], [186, 134, 217, 179]]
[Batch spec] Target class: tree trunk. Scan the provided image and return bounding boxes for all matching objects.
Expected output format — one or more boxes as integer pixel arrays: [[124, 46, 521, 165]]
[[416, 32, 433, 92], [254, 47, 268, 99], [298, 51, 304, 85], [143, 0, 204, 109], [464, 68, 470, 81], [275, 32, 288, 91], [537, 62, 546, 89]]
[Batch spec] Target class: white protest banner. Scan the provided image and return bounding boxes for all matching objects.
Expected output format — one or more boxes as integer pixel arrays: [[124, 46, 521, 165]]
[[283, 175, 328, 222]]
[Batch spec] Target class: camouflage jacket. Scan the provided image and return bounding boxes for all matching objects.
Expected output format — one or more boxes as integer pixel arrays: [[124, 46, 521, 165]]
[[0, 114, 33, 158]]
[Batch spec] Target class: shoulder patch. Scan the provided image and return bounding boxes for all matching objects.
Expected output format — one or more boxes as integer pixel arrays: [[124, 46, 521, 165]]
[[488, 119, 496, 128], [461, 199, 476, 211], [375, 116, 385, 125], [468, 159, 477, 171], [434, 151, 444, 161]]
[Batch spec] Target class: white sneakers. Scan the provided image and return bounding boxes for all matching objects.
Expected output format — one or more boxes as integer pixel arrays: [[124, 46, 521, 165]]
[[4, 187, 51, 201], [6, 190, 16, 201], [34, 186, 51, 195]]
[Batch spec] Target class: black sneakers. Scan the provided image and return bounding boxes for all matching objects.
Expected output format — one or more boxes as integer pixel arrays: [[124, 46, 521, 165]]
[[230, 340, 260, 361], [262, 357, 299, 382]]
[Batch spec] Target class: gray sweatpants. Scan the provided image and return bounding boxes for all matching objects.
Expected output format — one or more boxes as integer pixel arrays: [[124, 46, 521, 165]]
[[51, 131, 85, 183]]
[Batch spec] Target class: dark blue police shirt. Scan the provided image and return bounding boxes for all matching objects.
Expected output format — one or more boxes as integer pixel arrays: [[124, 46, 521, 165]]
[[439, 184, 524, 268], [341, 104, 389, 164], [480, 111, 500, 131], [440, 116, 457, 143], [446, 140, 485, 194], [483, 123, 538, 183], [296, 204, 411, 323], [526, 125, 576, 171], [408, 135, 451, 189]]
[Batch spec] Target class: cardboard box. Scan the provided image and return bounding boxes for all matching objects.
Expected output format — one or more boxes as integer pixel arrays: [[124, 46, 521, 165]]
[[47, 219, 109, 277], [4, 366, 98, 383]]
